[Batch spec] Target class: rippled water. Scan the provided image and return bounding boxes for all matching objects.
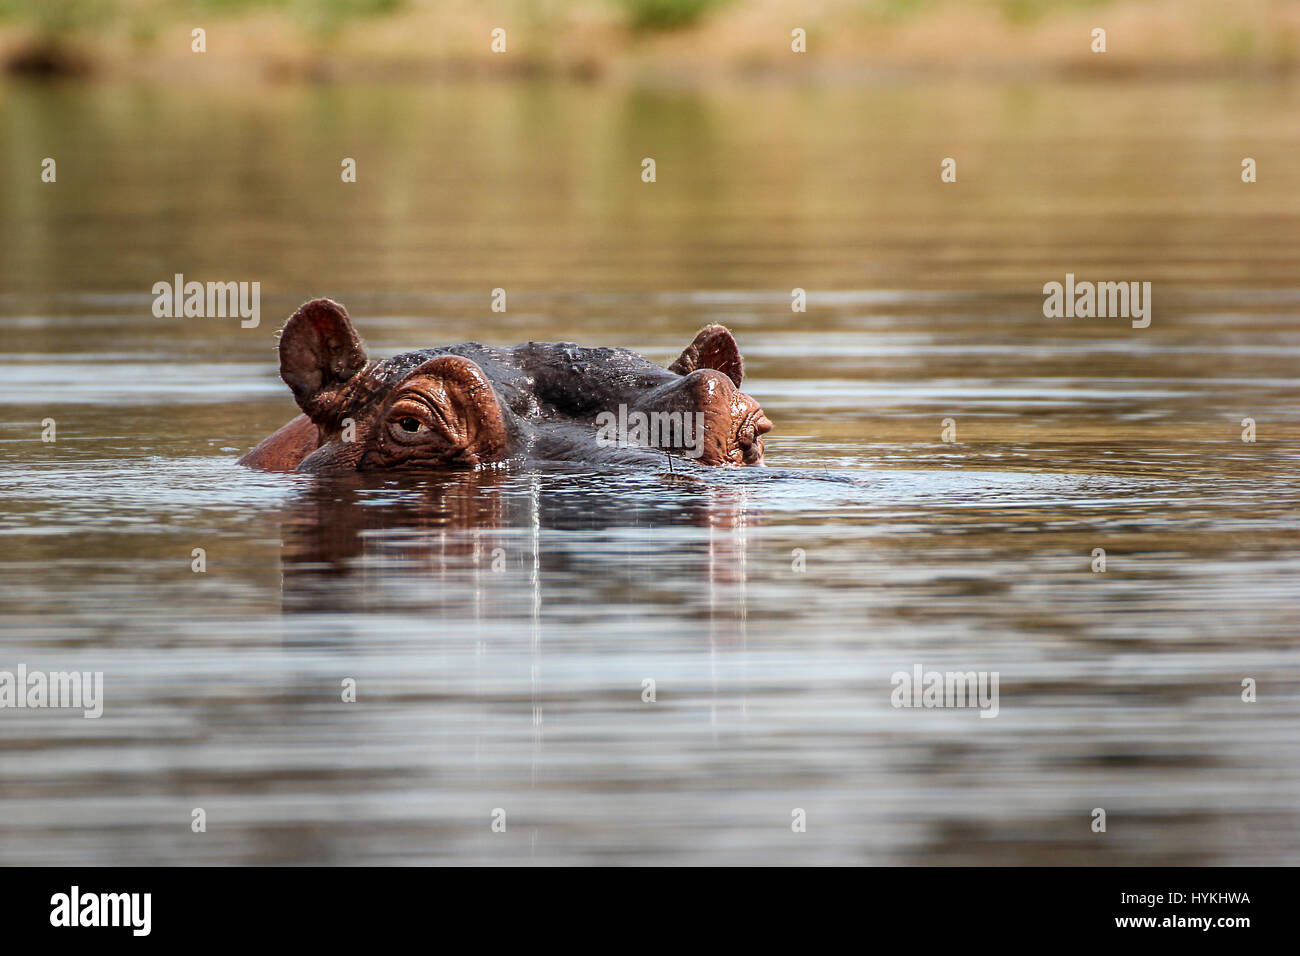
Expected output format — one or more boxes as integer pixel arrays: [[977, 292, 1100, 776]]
[[1, 79, 1298, 864]]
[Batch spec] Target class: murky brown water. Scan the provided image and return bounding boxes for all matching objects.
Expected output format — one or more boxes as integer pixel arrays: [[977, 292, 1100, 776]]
[[1, 79, 1298, 864]]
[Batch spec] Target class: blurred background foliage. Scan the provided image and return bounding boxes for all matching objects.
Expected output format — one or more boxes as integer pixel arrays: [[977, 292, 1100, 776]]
[[0, 0, 1295, 78]]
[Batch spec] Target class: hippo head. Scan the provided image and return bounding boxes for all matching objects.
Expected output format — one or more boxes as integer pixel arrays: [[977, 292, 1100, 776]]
[[241, 298, 772, 473]]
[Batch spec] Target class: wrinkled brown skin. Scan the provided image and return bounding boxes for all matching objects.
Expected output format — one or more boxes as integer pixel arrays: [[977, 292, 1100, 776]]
[[238, 298, 772, 474]]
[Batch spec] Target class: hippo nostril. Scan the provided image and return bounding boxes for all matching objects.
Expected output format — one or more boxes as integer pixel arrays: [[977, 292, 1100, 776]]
[[737, 414, 770, 447]]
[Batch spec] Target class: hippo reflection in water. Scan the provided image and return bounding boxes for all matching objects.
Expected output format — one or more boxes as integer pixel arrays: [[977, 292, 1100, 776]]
[[239, 298, 772, 473]]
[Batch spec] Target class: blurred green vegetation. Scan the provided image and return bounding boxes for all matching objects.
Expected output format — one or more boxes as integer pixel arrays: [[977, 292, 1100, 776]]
[[0, 0, 724, 37], [997, 0, 1112, 26], [0, 0, 408, 37], [0, 0, 116, 35], [614, 0, 729, 32], [0, 0, 1291, 76], [0, 0, 1239, 40]]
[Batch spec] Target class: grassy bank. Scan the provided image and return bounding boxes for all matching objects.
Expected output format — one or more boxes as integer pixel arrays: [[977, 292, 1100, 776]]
[[1, 0, 1298, 81]]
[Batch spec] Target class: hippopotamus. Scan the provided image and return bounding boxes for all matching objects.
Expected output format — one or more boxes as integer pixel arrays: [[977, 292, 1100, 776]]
[[239, 298, 772, 473]]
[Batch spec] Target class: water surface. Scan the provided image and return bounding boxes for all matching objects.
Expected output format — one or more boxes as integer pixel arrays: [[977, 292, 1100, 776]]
[[1, 79, 1298, 864]]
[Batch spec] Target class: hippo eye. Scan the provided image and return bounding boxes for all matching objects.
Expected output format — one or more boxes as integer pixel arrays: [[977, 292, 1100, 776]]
[[398, 417, 424, 433]]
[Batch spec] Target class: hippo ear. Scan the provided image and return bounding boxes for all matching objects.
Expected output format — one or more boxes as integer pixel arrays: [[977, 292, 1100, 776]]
[[279, 298, 369, 422], [668, 324, 743, 387]]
